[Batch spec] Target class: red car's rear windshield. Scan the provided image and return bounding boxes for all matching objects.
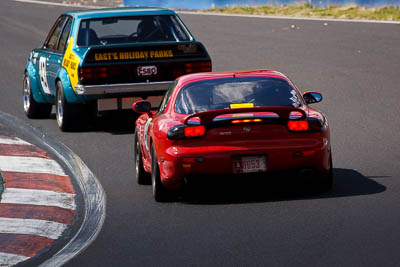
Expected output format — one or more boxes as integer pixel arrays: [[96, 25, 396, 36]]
[[175, 77, 303, 114], [77, 15, 191, 46]]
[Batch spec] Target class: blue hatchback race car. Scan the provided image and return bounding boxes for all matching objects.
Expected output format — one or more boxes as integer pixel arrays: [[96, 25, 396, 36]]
[[23, 7, 211, 131]]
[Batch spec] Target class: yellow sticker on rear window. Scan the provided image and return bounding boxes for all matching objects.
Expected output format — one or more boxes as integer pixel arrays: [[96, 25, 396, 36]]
[[62, 37, 80, 91], [230, 103, 254, 109], [94, 49, 174, 61]]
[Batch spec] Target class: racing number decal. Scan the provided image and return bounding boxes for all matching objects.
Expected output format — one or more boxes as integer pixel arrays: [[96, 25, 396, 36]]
[[39, 57, 50, 94], [62, 37, 80, 91]]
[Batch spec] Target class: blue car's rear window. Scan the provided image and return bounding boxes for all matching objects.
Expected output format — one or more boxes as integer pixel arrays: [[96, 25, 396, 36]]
[[175, 77, 303, 114], [77, 15, 191, 46]]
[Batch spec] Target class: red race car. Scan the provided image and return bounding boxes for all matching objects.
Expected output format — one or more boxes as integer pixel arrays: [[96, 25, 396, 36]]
[[133, 70, 332, 201]]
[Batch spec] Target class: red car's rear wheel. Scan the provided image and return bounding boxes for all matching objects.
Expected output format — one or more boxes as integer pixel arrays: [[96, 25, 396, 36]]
[[319, 151, 333, 192], [151, 145, 169, 202], [134, 130, 150, 185]]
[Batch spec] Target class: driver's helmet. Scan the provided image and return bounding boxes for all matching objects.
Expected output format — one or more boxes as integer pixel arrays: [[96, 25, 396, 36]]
[[137, 18, 157, 41]]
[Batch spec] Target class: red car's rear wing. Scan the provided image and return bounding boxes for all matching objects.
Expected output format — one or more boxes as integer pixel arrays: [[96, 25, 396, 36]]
[[184, 107, 307, 125]]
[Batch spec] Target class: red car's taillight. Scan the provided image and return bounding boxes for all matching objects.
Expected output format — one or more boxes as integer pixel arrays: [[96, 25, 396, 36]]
[[167, 125, 207, 140], [288, 117, 326, 132], [184, 125, 206, 137], [288, 120, 309, 131]]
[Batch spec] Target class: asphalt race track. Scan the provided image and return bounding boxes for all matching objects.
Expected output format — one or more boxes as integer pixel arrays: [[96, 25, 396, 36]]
[[1, 0, 400, 266]]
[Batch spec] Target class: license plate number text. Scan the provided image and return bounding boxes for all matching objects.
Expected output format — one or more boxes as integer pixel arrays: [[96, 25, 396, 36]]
[[233, 156, 267, 173], [137, 66, 157, 76]]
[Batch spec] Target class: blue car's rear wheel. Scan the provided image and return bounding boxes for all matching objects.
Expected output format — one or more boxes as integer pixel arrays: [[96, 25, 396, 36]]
[[23, 74, 52, 118], [56, 82, 97, 132], [56, 81, 75, 132]]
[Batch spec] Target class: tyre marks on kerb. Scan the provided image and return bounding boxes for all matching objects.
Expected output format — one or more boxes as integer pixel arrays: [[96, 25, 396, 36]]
[[0, 136, 77, 266]]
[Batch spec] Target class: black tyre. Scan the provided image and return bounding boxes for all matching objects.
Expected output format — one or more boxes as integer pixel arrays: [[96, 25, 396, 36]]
[[151, 145, 169, 202], [56, 81, 74, 131], [134, 130, 150, 185], [23, 74, 52, 118], [319, 151, 333, 192]]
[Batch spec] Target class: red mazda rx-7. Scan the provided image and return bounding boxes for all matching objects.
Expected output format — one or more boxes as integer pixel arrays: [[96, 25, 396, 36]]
[[133, 70, 332, 201]]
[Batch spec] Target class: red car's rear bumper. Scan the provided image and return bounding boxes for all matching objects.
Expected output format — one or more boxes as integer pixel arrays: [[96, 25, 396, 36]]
[[158, 137, 331, 189]]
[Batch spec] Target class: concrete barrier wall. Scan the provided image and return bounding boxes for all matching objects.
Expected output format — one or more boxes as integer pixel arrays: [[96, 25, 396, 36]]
[[124, 0, 399, 9]]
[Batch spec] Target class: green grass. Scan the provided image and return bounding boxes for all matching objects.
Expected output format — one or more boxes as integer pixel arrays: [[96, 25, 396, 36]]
[[205, 3, 400, 21]]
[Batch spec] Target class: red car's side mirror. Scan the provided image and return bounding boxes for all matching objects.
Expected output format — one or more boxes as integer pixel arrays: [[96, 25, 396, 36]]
[[303, 91, 323, 104], [133, 100, 151, 113]]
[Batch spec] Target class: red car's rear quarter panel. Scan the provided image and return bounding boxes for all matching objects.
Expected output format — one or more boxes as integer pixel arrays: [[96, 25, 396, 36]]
[[135, 113, 152, 171], [138, 112, 184, 175]]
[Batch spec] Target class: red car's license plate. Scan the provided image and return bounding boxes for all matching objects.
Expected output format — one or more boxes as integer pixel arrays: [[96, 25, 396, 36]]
[[233, 156, 267, 173], [137, 65, 157, 76]]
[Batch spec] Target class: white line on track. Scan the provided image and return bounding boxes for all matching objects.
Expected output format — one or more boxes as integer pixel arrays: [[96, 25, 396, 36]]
[[10, 0, 400, 24], [0, 136, 32, 146], [1, 188, 76, 210], [0, 252, 30, 266], [0, 217, 68, 240], [0, 155, 66, 176]]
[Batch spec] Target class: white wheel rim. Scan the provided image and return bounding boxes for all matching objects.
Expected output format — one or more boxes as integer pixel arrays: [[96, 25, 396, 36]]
[[23, 77, 30, 112], [56, 89, 63, 127]]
